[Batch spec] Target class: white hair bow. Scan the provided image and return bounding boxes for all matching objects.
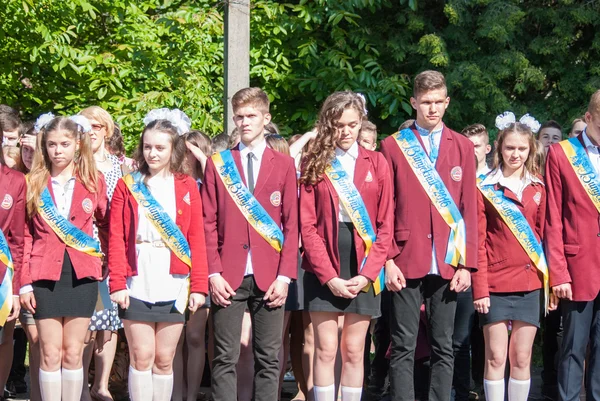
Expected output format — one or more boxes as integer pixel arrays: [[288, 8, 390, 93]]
[[143, 108, 191, 135], [33, 112, 56, 133], [495, 111, 541, 133], [357, 93, 368, 116], [69, 115, 92, 134]]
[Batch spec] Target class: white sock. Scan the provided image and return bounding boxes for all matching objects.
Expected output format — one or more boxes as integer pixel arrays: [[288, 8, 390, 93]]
[[128, 366, 153, 401], [340, 385, 362, 401], [484, 378, 505, 401], [152, 373, 174, 401], [61, 367, 83, 401], [508, 377, 530, 401], [314, 384, 336, 401], [39, 368, 61, 401]]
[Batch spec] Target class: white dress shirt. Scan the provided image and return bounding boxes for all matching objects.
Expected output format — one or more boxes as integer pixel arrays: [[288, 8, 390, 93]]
[[335, 142, 359, 223], [481, 168, 543, 201], [582, 130, 600, 175]]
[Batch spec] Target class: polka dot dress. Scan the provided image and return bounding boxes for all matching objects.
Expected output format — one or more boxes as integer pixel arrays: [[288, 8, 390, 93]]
[[89, 154, 124, 332]]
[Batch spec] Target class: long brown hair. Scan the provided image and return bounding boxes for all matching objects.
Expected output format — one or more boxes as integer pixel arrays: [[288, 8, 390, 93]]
[[134, 119, 187, 178], [300, 91, 366, 185], [182, 130, 212, 180], [27, 117, 99, 216], [493, 122, 541, 177]]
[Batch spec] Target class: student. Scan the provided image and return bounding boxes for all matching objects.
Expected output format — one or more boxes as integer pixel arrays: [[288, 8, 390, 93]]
[[537, 120, 562, 153], [19, 115, 109, 401], [380, 70, 478, 401], [202, 87, 299, 401], [108, 109, 208, 401], [473, 112, 552, 401], [546, 89, 600, 401], [568, 117, 586, 138], [462, 124, 491, 176], [357, 120, 378, 151], [300, 90, 393, 401], [0, 113, 20, 147], [0, 120, 26, 401]]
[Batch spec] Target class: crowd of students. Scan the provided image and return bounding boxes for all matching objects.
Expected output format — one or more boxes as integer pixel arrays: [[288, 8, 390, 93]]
[[0, 69, 599, 401]]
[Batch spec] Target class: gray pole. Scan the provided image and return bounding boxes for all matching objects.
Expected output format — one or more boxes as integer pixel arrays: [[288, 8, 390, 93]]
[[223, 0, 250, 137]]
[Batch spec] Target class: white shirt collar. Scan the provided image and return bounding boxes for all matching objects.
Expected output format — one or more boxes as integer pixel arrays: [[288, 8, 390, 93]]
[[335, 141, 359, 160], [480, 167, 543, 188], [415, 122, 444, 136], [239, 138, 268, 160], [582, 129, 599, 153]]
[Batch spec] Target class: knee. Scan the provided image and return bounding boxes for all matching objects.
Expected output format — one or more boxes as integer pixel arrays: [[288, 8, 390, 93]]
[[40, 348, 62, 370], [315, 340, 337, 366], [129, 346, 154, 371], [153, 354, 174, 374], [342, 338, 365, 366], [487, 348, 507, 370], [510, 348, 532, 370], [186, 330, 205, 350]]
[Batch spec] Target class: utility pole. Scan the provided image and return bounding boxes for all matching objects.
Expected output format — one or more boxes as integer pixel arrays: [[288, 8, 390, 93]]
[[223, 0, 250, 136]]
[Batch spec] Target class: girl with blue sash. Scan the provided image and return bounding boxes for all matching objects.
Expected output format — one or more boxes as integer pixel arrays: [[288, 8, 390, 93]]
[[19, 116, 110, 401], [108, 110, 208, 401], [472, 114, 556, 401], [300, 91, 394, 401]]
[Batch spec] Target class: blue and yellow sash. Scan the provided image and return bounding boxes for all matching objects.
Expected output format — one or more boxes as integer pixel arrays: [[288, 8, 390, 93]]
[[559, 137, 600, 214], [211, 150, 284, 252], [38, 187, 102, 257], [393, 129, 467, 266], [478, 183, 549, 311], [0, 228, 14, 326], [325, 158, 385, 295], [122, 172, 191, 268]]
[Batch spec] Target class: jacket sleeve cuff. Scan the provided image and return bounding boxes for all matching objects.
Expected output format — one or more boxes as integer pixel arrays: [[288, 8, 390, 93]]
[[19, 285, 33, 295], [276, 275, 291, 284]]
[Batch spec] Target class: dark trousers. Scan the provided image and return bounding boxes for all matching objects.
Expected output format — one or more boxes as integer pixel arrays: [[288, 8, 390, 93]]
[[210, 276, 284, 401], [8, 327, 28, 385], [367, 289, 391, 395], [558, 296, 600, 401], [470, 313, 485, 385], [390, 275, 457, 401], [542, 304, 563, 398], [453, 288, 474, 401]]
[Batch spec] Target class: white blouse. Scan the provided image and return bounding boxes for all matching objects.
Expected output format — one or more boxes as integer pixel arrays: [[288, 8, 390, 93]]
[[335, 142, 359, 223]]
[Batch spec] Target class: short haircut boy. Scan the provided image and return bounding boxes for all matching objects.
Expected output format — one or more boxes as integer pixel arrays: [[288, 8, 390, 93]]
[[231, 87, 270, 114], [360, 120, 378, 142], [461, 123, 489, 144], [413, 70, 447, 97], [588, 89, 600, 117]]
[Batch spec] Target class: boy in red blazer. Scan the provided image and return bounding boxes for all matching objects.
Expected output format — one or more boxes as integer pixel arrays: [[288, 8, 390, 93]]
[[545, 89, 600, 401], [201, 88, 299, 401], [380, 70, 478, 401]]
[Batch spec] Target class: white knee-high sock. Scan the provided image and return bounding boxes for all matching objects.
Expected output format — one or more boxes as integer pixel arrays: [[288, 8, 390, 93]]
[[340, 385, 362, 401], [314, 384, 336, 401], [61, 367, 83, 401], [128, 366, 153, 401], [508, 377, 530, 401], [152, 373, 174, 401], [484, 378, 505, 401], [39, 368, 61, 401]]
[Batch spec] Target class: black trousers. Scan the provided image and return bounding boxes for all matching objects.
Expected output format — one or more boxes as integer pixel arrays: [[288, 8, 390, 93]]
[[390, 275, 457, 401], [210, 276, 284, 401], [542, 304, 562, 396], [453, 288, 474, 401], [367, 289, 391, 394], [558, 295, 600, 401]]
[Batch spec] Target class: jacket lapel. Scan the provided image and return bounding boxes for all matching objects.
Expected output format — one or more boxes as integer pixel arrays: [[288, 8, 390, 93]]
[[174, 175, 187, 225], [231, 146, 247, 187], [354, 147, 370, 191], [69, 179, 88, 220], [436, 125, 453, 171], [253, 147, 275, 196]]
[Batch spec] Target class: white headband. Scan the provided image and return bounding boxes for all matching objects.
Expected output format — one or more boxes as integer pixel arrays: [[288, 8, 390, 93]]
[[33, 112, 92, 134], [495, 111, 541, 134], [143, 108, 191, 136]]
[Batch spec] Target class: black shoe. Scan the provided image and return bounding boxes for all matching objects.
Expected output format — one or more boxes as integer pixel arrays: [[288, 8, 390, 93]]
[[3, 386, 16, 399]]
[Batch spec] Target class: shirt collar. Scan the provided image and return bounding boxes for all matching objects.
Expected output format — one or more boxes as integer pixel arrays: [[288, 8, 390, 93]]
[[335, 141, 359, 160], [582, 129, 599, 153], [415, 122, 444, 137], [480, 167, 543, 187], [239, 138, 267, 160], [50, 176, 76, 185]]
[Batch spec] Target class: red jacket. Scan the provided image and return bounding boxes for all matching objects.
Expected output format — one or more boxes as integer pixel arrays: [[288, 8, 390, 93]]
[[0, 166, 26, 293], [108, 174, 208, 295], [472, 178, 546, 300], [21, 176, 109, 286], [201, 146, 299, 292], [545, 136, 600, 301], [380, 125, 478, 279], [300, 147, 394, 284]]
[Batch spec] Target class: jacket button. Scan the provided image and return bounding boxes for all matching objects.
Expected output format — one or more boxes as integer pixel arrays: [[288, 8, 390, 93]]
[[178, 210, 182, 215], [526, 263, 531, 269], [70, 216, 75, 221], [427, 234, 432, 239], [243, 244, 249, 250]]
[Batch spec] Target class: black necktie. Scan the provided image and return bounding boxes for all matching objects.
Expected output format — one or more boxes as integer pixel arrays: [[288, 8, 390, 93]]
[[247, 152, 255, 194]]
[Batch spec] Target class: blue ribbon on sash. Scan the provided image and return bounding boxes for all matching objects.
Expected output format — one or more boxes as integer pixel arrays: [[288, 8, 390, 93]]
[[0, 228, 14, 326]]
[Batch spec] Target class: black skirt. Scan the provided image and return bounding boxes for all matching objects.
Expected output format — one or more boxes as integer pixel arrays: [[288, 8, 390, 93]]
[[304, 222, 381, 317], [478, 289, 541, 328], [32, 252, 98, 319], [119, 297, 185, 323], [285, 252, 305, 312]]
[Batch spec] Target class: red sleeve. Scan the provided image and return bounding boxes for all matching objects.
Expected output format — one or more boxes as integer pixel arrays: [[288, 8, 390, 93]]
[[8, 175, 26, 292], [361, 153, 394, 282], [472, 191, 489, 300], [107, 179, 128, 293], [460, 141, 478, 271], [379, 139, 401, 260], [536, 184, 547, 241], [545, 147, 571, 287], [277, 157, 299, 279], [200, 158, 223, 276], [188, 178, 209, 295], [94, 175, 110, 261], [19, 219, 33, 288]]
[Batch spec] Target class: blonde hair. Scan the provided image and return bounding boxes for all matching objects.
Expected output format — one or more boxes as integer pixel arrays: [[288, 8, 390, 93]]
[[493, 123, 540, 177], [79, 106, 115, 139], [3, 146, 25, 172], [27, 117, 99, 216], [588, 89, 600, 117]]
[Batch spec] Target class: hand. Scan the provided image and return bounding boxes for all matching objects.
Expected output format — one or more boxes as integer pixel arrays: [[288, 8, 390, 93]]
[[20, 135, 36, 149], [110, 290, 130, 309], [185, 141, 208, 163], [326, 277, 357, 299], [210, 275, 236, 307], [347, 275, 370, 295], [473, 297, 490, 314], [7, 295, 20, 322], [188, 293, 206, 313], [552, 283, 572, 300], [385, 260, 407, 292], [450, 268, 471, 292], [548, 293, 560, 311], [263, 279, 289, 308], [20, 292, 36, 315]]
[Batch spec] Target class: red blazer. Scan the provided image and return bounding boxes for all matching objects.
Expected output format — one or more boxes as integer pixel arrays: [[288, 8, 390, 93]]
[[0, 166, 26, 293], [300, 147, 394, 284], [108, 174, 208, 295], [472, 178, 546, 300], [545, 136, 600, 301], [380, 125, 478, 279], [201, 146, 299, 292], [21, 176, 109, 286]]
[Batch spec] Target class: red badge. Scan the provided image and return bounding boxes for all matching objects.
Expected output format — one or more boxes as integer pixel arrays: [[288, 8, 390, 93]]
[[451, 166, 463, 182], [1, 194, 13, 210], [270, 191, 281, 207]]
